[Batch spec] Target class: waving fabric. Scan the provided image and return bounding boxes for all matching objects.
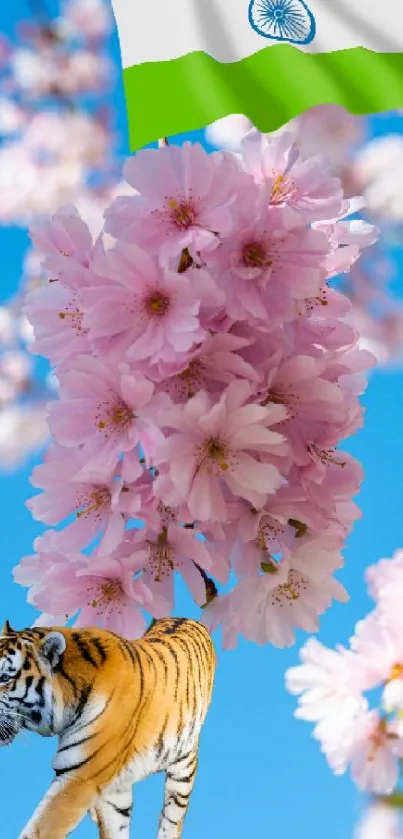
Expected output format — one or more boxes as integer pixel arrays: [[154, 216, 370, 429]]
[[111, 0, 403, 150]]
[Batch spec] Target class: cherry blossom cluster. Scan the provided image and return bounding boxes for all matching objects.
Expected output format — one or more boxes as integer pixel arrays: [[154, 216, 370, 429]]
[[287, 547, 403, 797], [206, 108, 403, 367], [15, 130, 376, 643]]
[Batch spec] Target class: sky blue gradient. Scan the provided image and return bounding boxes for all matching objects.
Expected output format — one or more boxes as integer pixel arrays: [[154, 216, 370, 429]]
[[1, 2, 403, 837]]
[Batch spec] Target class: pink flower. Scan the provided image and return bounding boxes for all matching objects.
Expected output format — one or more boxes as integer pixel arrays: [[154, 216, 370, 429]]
[[48, 355, 165, 472], [129, 514, 225, 616], [349, 711, 403, 795], [291, 439, 363, 497], [349, 610, 403, 707], [241, 129, 345, 222], [215, 498, 299, 577], [152, 331, 259, 401], [29, 205, 94, 286], [286, 632, 403, 794], [204, 536, 348, 648], [15, 544, 152, 640], [80, 241, 207, 364], [238, 537, 348, 647], [286, 637, 364, 726], [154, 380, 288, 522], [201, 590, 243, 650], [104, 142, 242, 260], [366, 549, 403, 606], [314, 198, 379, 279], [24, 280, 90, 366], [27, 443, 144, 553], [257, 352, 344, 421], [13, 535, 60, 603], [210, 206, 328, 325]]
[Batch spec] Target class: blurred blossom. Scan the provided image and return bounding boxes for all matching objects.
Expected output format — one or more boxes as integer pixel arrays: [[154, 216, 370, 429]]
[[0, 0, 121, 469], [61, 0, 113, 39], [354, 136, 403, 222], [205, 114, 253, 151], [287, 547, 403, 797], [0, 405, 48, 469], [0, 97, 25, 133], [356, 805, 402, 839]]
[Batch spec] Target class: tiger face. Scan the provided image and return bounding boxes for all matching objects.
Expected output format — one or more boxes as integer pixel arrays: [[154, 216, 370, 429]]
[[0, 620, 66, 745]]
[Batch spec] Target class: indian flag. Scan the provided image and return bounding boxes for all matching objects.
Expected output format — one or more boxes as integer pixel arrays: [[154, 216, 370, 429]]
[[111, 0, 403, 150]]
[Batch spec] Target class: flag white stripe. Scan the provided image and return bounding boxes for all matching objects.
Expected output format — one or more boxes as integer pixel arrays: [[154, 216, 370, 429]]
[[112, 0, 403, 68]]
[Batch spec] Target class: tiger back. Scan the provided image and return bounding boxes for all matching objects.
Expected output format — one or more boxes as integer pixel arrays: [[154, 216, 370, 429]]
[[0, 616, 216, 839]]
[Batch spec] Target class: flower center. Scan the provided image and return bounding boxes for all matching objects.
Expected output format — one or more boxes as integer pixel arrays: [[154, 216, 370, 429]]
[[174, 357, 205, 399], [87, 578, 124, 613], [157, 502, 178, 525], [261, 384, 299, 417], [100, 580, 122, 602], [271, 569, 309, 604], [148, 528, 175, 583], [368, 718, 389, 761], [58, 299, 86, 335], [307, 444, 346, 468], [76, 486, 111, 520], [242, 241, 271, 268], [390, 663, 403, 681], [95, 398, 134, 437], [270, 173, 296, 205], [257, 514, 284, 552], [206, 437, 229, 466], [145, 292, 170, 317], [196, 435, 231, 476], [167, 198, 196, 229]]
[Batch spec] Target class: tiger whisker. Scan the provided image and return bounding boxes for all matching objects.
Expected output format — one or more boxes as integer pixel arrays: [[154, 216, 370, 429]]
[[0, 709, 25, 721]]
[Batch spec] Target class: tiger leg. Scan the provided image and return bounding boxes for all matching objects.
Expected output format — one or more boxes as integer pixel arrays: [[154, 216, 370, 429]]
[[17, 776, 98, 839], [92, 786, 133, 839], [157, 747, 198, 839]]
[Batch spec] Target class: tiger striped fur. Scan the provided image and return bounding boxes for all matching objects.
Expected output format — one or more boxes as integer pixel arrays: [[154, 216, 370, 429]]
[[0, 616, 216, 839]]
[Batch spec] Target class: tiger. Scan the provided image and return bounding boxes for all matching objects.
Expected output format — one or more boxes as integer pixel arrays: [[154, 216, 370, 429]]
[[0, 615, 216, 839]]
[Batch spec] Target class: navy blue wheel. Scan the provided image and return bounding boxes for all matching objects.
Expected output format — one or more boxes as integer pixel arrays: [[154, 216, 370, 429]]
[[248, 0, 316, 45]]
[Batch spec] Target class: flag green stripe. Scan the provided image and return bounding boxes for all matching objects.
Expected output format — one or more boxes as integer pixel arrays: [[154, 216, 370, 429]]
[[123, 45, 403, 150]]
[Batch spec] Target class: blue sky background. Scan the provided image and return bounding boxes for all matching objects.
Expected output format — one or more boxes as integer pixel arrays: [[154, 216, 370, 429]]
[[1, 2, 403, 837]]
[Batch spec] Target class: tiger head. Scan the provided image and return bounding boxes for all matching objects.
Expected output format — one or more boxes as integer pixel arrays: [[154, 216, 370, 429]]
[[0, 620, 66, 745]]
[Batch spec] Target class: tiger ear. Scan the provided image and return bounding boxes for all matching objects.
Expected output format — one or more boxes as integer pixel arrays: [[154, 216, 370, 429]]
[[1, 620, 13, 635], [40, 632, 66, 669]]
